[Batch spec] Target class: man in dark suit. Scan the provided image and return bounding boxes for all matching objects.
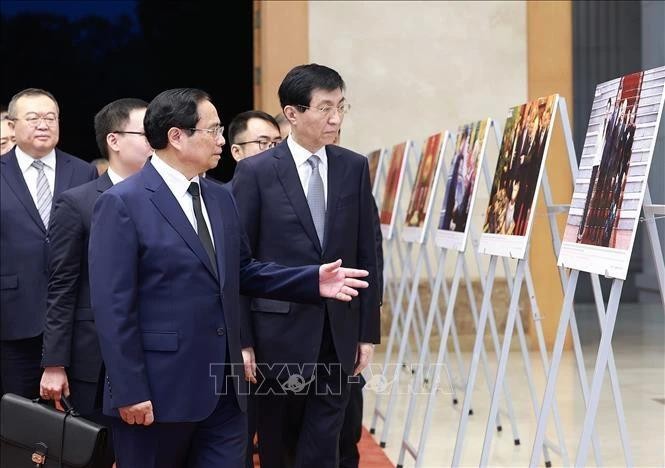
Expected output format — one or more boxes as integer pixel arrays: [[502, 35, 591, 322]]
[[232, 64, 381, 468], [229, 110, 282, 162], [39, 98, 151, 417], [0, 88, 97, 399], [88, 88, 370, 467]]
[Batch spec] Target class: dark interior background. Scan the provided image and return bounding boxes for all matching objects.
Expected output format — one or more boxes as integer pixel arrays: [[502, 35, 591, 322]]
[[0, 0, 252, 182]]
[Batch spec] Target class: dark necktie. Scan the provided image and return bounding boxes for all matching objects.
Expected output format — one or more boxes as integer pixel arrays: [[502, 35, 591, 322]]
[[187, 182, 218, 277]]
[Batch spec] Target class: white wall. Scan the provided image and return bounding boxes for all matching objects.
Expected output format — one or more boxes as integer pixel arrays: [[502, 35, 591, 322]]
[[309, 1, 528, 278]]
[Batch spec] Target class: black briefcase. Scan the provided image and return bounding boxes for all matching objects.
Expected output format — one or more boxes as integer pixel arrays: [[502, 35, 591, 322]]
[[0, 393, 108, 467]]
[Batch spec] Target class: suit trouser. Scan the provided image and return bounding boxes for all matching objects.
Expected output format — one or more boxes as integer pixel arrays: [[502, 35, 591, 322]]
[[338, 376, 365, 468], [112, 394, 246, 468], [0, 335, 42, 399], [69, 369, 115, 468], [245, 392, 257, 468], [256, 319, 351, 468]]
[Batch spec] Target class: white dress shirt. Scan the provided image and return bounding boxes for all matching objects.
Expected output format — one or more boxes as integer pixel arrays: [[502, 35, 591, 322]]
[[287, 136, 328, 208], [15, 147, 56, 208], [106, 167, 125, 185], [150, 153, 214, 247]]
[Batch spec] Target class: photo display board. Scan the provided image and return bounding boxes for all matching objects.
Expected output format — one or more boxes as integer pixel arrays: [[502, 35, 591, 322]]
[[402, 132, 446, 244], [558, 66, 665, 279], [478, 94, 559, 259], [435, 119, 490, 252], [380, 141, 409, 239], [366, 148, 383, 190]]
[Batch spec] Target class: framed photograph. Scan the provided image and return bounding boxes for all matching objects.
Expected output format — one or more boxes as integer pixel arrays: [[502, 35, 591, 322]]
[[558, 66, 665, 279], [435, 119, 490, 251], [366, 148, 384, 192], [478, 94, 559, 259], [402, 132, 447, 244], [380, 141, 410, 239]]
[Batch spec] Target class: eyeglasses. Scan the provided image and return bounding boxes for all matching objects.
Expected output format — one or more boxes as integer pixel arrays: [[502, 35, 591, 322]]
[[15, 114, 59, 128], [234, 139, 281, 150], [113, 131, 145, 136], [187, 125, 225, 139], [297, 103, 351, 117]]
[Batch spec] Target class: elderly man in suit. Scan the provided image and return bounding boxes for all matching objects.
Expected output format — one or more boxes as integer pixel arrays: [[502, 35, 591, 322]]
[[40, 98, 152, 416], [0, 88, 97, 398], [232, 64, 381, 468], [88, 88, 369, 467]]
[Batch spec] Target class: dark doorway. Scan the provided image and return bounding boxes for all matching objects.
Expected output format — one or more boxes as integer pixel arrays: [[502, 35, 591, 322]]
[[0, 0, 253, 182]]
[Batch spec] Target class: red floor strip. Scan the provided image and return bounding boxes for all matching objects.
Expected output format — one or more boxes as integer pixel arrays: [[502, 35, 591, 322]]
[[253, 427, 394, 467]]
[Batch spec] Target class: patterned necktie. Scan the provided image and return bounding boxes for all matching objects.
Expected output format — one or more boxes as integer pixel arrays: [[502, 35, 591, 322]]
[[306, 155, 325, 245], [31, 160, 52, 228], [187, 182, 218, 278]]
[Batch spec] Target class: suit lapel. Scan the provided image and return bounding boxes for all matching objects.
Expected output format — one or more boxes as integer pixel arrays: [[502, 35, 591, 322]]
[[200, 179, 225, 289], [53, 149, 74, 198], [274, 145, 322, 254], [323, 145, 343, 253], [144, 164, 218, 280], [96, 172, 113, 193], [0, 150, 45, 232]]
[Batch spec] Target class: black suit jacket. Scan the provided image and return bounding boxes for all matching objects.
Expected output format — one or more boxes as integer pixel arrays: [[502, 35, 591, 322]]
[[0, 148, 97, 340], [232, 141, 381, 377], [41, 173, 113, 382]]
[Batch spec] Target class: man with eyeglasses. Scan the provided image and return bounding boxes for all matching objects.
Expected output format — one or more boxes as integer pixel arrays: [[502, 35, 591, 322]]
[[0, 88, 97, 400], [87, 88, 371, 467], [39, 98, 151, 433], [232, 64, 381, 468], [1, 106, 16, 155], [229, 110, 282, 161]]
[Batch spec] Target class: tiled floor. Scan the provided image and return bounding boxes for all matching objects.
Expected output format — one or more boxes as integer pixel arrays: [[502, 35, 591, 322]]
[[363, 303, 664, 467]]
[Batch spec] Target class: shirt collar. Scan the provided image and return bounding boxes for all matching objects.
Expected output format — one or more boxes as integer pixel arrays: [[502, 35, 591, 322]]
[[150, 152, 200, 198], [286, 135, 328, 169], [106, 166, 124, 185], [15, 146, 56, 173]]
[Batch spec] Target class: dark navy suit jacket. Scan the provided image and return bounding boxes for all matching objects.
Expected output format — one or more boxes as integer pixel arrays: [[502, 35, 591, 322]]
[[0, 148, 96, 340], [232, 141, 381, 378], [88, 161, 320, 422], [41, 173, 113, 385]]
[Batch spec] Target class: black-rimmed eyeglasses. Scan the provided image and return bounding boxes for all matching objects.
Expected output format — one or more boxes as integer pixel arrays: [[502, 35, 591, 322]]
[[234, 139, 281, 151], [113, 131, 145, 136]]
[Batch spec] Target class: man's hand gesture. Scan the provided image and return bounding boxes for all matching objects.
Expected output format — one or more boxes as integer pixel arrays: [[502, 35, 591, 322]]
[[319, 259, 369, 301]]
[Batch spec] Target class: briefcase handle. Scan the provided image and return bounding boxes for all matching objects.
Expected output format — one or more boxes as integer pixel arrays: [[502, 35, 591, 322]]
[[33, 395, 80, 416], [29, 396, 80, 468], [59, 395, 80, 417]]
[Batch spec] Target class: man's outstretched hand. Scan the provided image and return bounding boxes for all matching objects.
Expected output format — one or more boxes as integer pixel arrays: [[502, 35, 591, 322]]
[[319, 259, 369, 301]]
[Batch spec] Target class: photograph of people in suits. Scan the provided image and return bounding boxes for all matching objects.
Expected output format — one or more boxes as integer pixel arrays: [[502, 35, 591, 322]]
[[379, 141, 407, 225], [570, 71, 643, 249], [483, 94, 557, 237], [438, 120, 488, 233], [405, 132, 442, 228]]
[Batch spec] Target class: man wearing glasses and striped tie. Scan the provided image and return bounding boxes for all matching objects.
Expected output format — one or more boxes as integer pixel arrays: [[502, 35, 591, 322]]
[[0, 88, 97, 399]]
